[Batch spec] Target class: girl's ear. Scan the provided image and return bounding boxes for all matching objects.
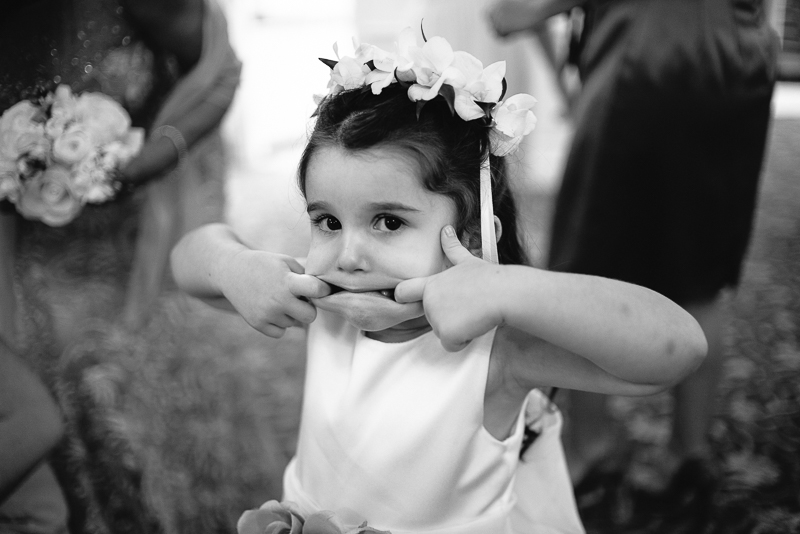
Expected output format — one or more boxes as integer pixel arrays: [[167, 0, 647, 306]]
[[463, 216, 503, 258], [494, 215, 503, 242]]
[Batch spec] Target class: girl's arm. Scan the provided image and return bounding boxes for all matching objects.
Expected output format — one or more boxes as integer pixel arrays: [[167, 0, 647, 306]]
[[495, 266, 706, 388], [170, 224, 330, 338], [0, 342, 64, 503], [396, 227, 707, 393]]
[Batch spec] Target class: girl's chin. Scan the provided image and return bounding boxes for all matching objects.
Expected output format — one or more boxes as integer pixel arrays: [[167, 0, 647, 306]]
[[311, 291, 424, 332]]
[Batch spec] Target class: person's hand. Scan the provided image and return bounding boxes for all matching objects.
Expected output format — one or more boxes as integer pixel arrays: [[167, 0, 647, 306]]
[[115, 133, 188, 186], [488, 0, 550, 38], [219, 250, 331, 338], [395, 226, 504, 352]]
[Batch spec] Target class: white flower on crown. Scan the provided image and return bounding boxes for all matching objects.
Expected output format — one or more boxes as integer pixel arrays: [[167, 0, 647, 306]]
[[319, 27, 536, 156], [490, 94, 538, 157]]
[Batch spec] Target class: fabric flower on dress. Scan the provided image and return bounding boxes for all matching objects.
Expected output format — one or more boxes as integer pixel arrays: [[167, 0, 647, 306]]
[[237, 501, 391, 534], [237, 500, 306, 534]]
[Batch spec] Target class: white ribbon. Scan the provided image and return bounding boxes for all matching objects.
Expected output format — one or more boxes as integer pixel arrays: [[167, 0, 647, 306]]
[[479, 157, 499, 264]]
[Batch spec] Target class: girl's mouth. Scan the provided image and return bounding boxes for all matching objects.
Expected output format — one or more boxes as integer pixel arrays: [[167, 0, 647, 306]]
[[327, 283, 395, 300]]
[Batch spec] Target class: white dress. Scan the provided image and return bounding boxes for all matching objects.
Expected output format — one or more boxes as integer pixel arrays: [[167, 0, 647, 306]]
[[283, 309, 584, 534]]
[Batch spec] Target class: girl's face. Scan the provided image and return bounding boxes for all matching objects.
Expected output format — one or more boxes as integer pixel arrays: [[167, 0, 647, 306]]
[[304, 145, 457, 340]]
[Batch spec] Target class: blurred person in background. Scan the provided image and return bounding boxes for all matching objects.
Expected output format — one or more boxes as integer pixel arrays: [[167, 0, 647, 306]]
[[0, 0, 240, 532], [490, 0, 778, 526], [0, 340, 66, 534]]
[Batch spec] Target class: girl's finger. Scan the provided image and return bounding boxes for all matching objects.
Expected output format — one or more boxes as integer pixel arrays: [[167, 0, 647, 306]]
[[290, 273, 331, 299], [286, 299, 318, 325], [394, 277, 428, 304], [271, 314, 302, 329], [284, 256, 306, 275], [257, 323, 287, 339], [441, 337, 472, 353], [441, 225, 477, 265]]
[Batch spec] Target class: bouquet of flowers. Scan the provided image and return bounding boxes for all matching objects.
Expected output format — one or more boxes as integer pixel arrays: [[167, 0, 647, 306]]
[[237, 500, 391, 534], [0, 85, 144, 226]]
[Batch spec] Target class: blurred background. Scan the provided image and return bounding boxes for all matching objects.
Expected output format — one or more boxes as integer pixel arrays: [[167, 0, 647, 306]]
[[5, 0, 797, 533]]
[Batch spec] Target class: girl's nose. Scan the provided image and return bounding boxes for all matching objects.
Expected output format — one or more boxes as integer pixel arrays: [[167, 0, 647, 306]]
[[336, 232, 370, 273]]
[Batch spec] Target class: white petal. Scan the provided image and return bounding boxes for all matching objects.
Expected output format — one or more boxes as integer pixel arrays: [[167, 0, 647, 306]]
[[367, 71, 395, 94], [372, 50, 396, 72], [423, 36, 454, 73], [408, 83, 437, 102], [489, 129, 520, 157], [438, 65, 467, 89], [396, 27, 418, 56], [454, 93, 485, 121], [452, 51, 483, 83], [481, 61, 507, 102], [396, 67, 417, 83], [504, 93, 537, 111], [354, 43, 376, 63]]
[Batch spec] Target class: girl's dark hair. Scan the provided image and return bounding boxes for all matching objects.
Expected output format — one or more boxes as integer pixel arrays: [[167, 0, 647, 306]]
[[297, 83, 527, 266]]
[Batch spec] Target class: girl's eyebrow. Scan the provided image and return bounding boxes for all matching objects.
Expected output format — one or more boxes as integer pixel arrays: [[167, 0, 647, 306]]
[[306, 201, 421, 213], [306, 201, 328, 213], [368, 202, 421, 212]]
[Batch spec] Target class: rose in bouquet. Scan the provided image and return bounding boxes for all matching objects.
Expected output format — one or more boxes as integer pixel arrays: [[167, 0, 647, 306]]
[[237, 500, 391, 534], [0, 85, 144, 226]]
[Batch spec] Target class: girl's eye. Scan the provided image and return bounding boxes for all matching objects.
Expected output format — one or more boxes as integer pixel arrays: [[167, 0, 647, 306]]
[[377, 215, 404, 231], [313, 215, 341, 231]]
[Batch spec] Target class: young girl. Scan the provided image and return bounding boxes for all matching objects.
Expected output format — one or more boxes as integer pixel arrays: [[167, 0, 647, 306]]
[[170, 31, 707, 534]]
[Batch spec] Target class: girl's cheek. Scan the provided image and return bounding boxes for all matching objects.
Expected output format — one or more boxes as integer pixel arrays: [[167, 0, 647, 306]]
[[304, 240, 330, 276]]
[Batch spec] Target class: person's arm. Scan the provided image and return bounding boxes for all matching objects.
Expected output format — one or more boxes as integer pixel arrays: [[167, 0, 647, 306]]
[[488, 0, 586, 37], [170, 224, 330, 338], [395, 227, 708, 393], [0, 342, 64, 504], [117, 0, 240, 184]]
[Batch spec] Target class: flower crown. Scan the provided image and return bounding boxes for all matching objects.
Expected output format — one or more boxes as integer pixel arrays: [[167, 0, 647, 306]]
[[316, 27, 537, 157]]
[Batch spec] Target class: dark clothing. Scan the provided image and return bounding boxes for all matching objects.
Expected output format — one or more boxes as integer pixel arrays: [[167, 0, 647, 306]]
[[548, 0, 778, 303], [0, 0, 176, 123], [0, 2, 176, 533]]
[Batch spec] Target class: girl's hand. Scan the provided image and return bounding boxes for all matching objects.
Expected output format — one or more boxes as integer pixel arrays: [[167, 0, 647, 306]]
[[395, 226, 504, 352], [219, 250, 331, 338]]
